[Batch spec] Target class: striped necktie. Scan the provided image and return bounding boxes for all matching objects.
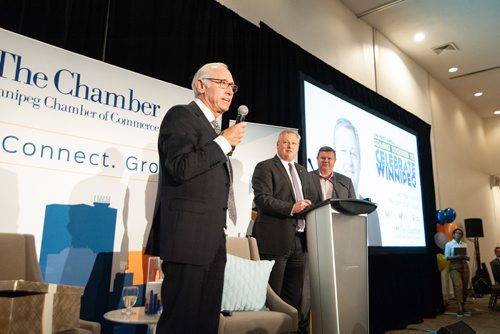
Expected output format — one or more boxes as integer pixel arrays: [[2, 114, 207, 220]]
[[289, 163, 305, 231], [211, 119, 221, 134], [227, 159, 237, 225], [211, 118, 236, 225]]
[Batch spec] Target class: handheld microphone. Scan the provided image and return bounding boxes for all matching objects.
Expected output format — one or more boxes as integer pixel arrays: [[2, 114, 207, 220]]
[[228, 105, 249, 156], [235, 105, 249, 123]]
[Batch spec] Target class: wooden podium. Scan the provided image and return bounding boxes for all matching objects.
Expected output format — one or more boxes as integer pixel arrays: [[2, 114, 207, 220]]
[[305, 200, 372, 334]]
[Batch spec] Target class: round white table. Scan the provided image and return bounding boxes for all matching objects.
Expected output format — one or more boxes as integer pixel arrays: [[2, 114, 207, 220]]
[[104, 306, 160, 334]]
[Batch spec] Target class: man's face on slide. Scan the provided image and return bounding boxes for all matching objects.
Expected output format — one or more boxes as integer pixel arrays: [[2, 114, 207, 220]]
[[334, 126, 360, 188]]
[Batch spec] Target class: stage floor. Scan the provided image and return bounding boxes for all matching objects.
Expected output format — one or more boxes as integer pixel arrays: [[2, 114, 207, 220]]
[[385, 294, 499, 334]]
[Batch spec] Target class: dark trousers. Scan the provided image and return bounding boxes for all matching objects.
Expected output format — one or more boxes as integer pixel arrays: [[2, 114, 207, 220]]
[[261, 233, 307, 312], [157, 240, 226, 334]]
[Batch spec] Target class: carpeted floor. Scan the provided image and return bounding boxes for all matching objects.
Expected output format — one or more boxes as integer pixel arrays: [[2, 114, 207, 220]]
[[385, 294, 500, 334]]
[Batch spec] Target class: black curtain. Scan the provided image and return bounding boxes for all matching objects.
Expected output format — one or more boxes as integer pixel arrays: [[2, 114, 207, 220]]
[[0, 0, 444, 332], [104, 0, 259, 125], [0, 0, 108, 60]]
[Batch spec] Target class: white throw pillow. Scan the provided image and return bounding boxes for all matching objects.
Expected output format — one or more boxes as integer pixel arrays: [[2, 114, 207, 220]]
[[221, 254, 275, 311]]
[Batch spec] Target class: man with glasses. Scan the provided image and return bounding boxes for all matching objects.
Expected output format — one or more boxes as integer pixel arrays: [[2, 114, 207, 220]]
[[146, 62, 246, 333]]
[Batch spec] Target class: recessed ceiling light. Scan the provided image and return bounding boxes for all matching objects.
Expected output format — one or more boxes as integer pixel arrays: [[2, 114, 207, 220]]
[[414, 32, 426, 42], [474, 92, 483, 97], [448, 67, 458, 73], [494, 110, 500, 115]]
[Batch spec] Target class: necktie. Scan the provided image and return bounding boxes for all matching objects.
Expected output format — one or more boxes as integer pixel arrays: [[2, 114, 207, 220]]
[[227, 159, 237, 225], [212, 118, 236, 225], [211, 119, 221, 135], [289, 163, 305, 231]]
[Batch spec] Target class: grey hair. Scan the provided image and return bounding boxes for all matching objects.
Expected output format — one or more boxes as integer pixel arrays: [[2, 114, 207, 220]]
[[333, 118, 360, 153], [191, 62, 229, 97], [277, 129, 301, 143]]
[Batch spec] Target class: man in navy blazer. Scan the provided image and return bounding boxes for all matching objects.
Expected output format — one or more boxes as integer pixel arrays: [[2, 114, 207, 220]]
[[252, 129, 314, 332], [146, 62, 246, 333], [309, 146, 356, 201]]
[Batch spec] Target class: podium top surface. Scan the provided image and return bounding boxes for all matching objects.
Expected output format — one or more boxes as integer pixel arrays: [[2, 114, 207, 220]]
[[301, 199, 377, 216]]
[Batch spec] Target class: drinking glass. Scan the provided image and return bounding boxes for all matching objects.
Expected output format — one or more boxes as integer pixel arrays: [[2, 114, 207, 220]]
[[121, 286, 139, 315]]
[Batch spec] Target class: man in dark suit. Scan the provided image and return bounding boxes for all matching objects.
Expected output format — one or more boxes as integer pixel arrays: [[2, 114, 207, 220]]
[[252, 129, 313, 332], [146, 62, 246, 333], [309, 146, 356, 201]]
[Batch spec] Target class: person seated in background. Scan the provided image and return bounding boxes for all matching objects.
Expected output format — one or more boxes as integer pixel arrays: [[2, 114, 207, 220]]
[[444, 228, 470, 317], [309, 146, 356, 201], [491, 246, 500, 283]]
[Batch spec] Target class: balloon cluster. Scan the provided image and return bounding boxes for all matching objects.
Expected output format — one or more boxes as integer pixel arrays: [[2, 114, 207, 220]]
[[436, 208, 456, 225], [434, 207, 457, 272]]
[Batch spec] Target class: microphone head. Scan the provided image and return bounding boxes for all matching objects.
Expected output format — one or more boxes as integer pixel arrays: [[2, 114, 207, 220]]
[[237, 105, 249, 116], [307, 158, 315, 171]]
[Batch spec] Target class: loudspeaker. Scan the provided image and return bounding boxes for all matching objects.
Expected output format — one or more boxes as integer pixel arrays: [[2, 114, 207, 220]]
[[437, 321, 476, 334], [464, 218, 484, 238]]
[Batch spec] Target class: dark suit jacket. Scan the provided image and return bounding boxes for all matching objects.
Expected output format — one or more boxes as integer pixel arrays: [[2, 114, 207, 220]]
[[309, 170, 356, 201], [146, 101, 230, 265], [252, 155, 314, 256]]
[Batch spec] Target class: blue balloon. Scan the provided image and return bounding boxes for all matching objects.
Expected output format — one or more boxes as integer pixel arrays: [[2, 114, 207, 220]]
[[436, 209, 447, 225], [444, 208, 456, 222]]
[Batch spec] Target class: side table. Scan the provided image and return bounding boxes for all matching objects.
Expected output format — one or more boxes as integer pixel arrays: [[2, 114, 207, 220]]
[[104, 306, 160, 334]]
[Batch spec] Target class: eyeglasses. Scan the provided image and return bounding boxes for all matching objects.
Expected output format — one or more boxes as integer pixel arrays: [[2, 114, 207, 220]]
[[202, 78, 239, 93]]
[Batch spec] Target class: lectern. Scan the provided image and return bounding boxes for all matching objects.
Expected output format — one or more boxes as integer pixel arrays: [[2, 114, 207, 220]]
[[305, 199, 375, 334]]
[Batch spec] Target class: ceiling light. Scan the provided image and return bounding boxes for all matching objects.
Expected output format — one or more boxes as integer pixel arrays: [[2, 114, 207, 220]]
[[474, 92, 483, 97], [494, 110, 500, 115], [448, 67, 458, 73], [414, 32, 425, 42]]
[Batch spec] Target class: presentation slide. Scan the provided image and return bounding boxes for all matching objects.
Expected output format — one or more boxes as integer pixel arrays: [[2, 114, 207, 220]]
[[303, 79, 426, 248]]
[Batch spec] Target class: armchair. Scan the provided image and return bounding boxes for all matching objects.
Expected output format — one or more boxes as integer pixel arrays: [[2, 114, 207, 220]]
[[0, 233, 100, 334], [218, 236, 298, 334]]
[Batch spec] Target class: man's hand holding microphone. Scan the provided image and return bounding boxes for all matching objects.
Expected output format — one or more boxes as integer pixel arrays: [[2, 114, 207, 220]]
[[222, 105, 248, 151]]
